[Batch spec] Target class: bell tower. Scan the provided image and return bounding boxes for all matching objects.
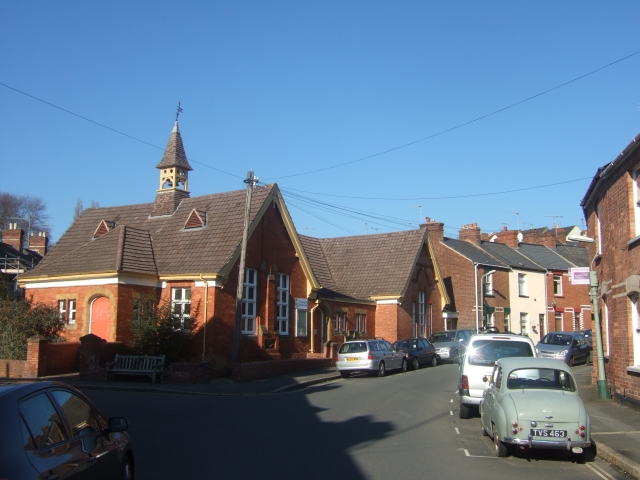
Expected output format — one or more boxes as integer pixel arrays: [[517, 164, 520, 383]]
[[151, 105, 193, 216]]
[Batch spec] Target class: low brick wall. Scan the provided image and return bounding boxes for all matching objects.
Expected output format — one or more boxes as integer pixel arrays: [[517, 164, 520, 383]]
[[1, 359, 29, 378], [165, 362, 208, 383], [0, 337, 81, 378], [233, 358, 335, 382], [78, 334, 129, 380]]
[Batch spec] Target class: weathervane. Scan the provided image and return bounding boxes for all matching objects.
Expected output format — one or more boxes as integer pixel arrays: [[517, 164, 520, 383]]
[[176, 101, 183, 122]]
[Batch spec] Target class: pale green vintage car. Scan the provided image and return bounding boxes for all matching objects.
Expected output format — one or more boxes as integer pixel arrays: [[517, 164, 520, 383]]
[[479, 357, 590, 460]]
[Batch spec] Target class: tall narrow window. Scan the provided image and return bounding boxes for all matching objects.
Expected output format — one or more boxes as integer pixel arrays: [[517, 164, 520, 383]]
[[359, 313, 366, 333], [504, 313, 510, 332], [634, 168, 640, 238], [603, 300, 610, 356], [296, 308, 307, 337], [242, 269, 257, 334], [68, 300, 76, 325], [172, 287, 192, 330], [520, 312, 528, 336], [596, 202, 602, 255], [553, 275, 563, 296], [418, 291, 425, 337], [554, 312, 563, 331], [518, 273, 528, 297], [58, 300, 67, 323], [334, 312, 346, 332], [412, 303, 416, 337], [277, 273, 289, 334], [427, 303, 432, 338], [632, 295, 640, 366], [483, 273, 494, 296]]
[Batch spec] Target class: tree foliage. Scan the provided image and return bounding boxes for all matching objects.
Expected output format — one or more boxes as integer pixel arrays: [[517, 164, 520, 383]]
[[0, 282, 65, 360], [0, 192, 51, 245], [129, 294, 199, 365]]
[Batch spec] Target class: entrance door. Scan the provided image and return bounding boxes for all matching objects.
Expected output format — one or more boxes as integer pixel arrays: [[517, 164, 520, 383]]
[[90, 297, 111, 341]]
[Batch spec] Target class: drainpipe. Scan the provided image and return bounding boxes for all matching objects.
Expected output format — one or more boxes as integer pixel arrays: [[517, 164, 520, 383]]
[[474, 264, 479, 333], [199, 274, 209, 362]]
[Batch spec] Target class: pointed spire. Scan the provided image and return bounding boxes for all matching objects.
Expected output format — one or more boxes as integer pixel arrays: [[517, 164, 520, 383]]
[[156, 120, 192, 171]]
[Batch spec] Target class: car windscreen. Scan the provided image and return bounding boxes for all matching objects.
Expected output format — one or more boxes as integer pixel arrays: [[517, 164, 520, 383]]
[[468, 339, 534, 366], [394, 340, 417, 350], [540, 334, 573, 346], [429, 332, 455, 343], [506, 368, 576, 391], [339, 342, 367, 354]]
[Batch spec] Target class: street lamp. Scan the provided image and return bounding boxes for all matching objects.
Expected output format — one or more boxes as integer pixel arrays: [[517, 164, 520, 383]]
[[567, 234, 609, 400]]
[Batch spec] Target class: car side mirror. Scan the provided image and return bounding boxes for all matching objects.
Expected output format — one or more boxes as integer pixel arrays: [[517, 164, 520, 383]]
[[106, 417, 129, 433]]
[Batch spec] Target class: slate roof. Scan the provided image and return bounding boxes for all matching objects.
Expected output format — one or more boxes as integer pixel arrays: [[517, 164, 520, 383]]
[[21, 185, 276, 279], [478, 241, 546, 272], [441, 237, 509, 269], [156, 121, 192, 171], [300, 229, 428, 301], [515, 243, 575, 271], [0, 242, 42, 271], [554, 245, 589, 268]]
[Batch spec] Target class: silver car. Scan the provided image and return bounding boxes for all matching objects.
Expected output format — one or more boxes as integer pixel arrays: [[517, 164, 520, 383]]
[[536, 332, 591, 367], [429, 329, 473, 364], [336, 339, 407, 378]]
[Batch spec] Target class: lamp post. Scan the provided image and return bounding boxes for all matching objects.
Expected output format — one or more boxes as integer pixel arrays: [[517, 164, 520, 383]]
[[568, 234, 609, 400]]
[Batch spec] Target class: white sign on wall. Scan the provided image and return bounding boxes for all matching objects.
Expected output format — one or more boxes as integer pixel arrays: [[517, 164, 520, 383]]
[[295, 298, 308, 310], [569, 267, 590, 285]]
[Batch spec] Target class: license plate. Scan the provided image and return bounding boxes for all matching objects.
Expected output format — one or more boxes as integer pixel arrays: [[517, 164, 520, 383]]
[[530, 429, 567, 438], [346, 357, 359, 362]]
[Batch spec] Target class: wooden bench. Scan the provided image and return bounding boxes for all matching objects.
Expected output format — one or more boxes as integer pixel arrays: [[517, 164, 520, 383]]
[[105, 354, 165, 383]]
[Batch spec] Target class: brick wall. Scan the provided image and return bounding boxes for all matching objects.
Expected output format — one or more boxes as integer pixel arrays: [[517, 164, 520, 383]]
[[0, 336, 80, 378], [233, 357, 334, 382]]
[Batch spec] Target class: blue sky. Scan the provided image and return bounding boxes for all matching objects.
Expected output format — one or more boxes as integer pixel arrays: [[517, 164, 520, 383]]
[[2, 2, 639, 242]]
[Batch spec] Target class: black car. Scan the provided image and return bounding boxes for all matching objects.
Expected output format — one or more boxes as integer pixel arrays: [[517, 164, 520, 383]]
[[393, 338, 438, 370], [0, 381, 134, 479]]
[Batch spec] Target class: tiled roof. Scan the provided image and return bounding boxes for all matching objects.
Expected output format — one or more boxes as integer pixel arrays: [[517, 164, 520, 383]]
[[516, 243, 575, 271], [554, 245, 589, 268], [479, 241, 546, 272], [0, 242, 42, 271], [441, 238, 509, 269], [156, 121, 192, 171], [22, 185, 275, 279], [301, 229, 427, 301]]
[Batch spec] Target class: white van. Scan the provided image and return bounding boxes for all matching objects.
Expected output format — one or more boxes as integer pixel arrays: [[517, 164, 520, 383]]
[[458, 334, 536, 419]]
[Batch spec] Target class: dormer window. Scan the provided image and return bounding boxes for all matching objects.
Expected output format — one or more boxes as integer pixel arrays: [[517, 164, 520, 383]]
[[93, 220, 115, 238], [184, 209, 207, 229]]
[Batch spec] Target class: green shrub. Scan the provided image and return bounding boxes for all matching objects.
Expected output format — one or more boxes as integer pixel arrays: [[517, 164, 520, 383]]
[[0, 287, 64, 360], [129, 295, 199, 365]]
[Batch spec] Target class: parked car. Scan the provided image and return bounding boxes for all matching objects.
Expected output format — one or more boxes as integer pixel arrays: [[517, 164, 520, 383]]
[[480, 357, 590, 460], [429, 329, 474, 364], [576, 329, 594, 362], [336, 339, 407, 378], [459, 333, 536, 419], [0, 381, 133, 479], [536, 331, 591, 367], [393, 338, 438, 370]]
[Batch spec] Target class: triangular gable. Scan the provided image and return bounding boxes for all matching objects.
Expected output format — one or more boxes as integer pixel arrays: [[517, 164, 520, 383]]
[[93, 220, 115, 238], [184, 209, 207, 229], [219, 184, 320, 290]]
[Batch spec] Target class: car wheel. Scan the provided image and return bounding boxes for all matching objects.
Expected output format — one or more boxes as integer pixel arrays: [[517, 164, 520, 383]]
[[430, 355, 437, 367], [401, 359, 407, 373], [569, 356, 575, 367], [340, 371, 350, 379], [377, 361, 386, 377], [412, 357, 420, 370], [492, 424, 508, 457], [459, 403, 471, 419], [122, 454, 133, 480]]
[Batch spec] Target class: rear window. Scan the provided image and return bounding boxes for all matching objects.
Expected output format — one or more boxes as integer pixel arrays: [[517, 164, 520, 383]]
[[429, 332, 456, 343], [468, 339, 534, 366], [394, 340, 418, 350], [506, 368, 575, 391], [339, 342, 367, 354], [540, 334, 573, 346]]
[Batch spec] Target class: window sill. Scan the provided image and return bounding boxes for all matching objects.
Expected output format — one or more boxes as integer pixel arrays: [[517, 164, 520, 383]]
[[484, 294, 495, 298], [554, 295, 565, 299], [627, 366, 640, 375], [628, 235, 640, 249], [519, 295, 529, 298]]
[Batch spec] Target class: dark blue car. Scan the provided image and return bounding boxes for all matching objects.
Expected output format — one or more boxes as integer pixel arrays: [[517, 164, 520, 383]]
[[393, 338, 438, 370]]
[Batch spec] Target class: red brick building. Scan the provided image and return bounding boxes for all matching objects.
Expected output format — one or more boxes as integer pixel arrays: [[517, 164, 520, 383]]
[[20, 120, 448, 364], [581, 132, 640, 409]]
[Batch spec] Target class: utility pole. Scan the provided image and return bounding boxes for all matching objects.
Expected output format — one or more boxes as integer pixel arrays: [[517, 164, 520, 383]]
[[231, 170, 258, 373]]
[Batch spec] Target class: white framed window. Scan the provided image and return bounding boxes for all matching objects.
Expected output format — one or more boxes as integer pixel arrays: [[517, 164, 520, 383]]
[[418, 291, 425, 337], [483, 273, 494, 296], [276, 273, 289, 334], [68, 300, 76, 325], [58, 300, 67, 323], [242, 269, 257, 334], [596, 202, 602, 255], [334, 311, 346, 333], [634, 168, 640, 238], [427, 303, 432, 338], [553, 275, 563, 296], [632, 295, 640, 366], [172, 287, 192, 330], [520, 312, 528, 336], [504, 313, 510, 332], [296, 308, 307, 337], [554, 312, 563, 331], [518, 273, 528, 297], [603, 300, 610, 356], [354, 313, 366, 333], [412, 303, 416, 337]]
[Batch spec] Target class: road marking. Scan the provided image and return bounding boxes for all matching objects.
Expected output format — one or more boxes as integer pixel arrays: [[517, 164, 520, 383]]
[[592, 431, 640, 435], [455, 427, 460, 434], [462, 448, 497, 459], [450, 399, 453, 403], [450, 410, 453, 415], [586, 462, 615, 480]]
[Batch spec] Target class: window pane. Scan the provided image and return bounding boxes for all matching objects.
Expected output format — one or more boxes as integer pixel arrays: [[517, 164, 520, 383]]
[[19, 393, 68, 449], [184, 288, 191, 300], [50, 390, 100, 438]]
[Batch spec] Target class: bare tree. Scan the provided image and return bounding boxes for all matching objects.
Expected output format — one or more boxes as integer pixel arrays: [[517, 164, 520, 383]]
[[72, 198, 100, 223], [0, 192, 51, 245]]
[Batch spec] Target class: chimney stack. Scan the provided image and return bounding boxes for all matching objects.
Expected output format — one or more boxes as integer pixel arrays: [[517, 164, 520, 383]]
[[2, 223, 24, 252], [459, 223, 481, 244], [421, 217, 444, 241], [28, 231, 49, 256]]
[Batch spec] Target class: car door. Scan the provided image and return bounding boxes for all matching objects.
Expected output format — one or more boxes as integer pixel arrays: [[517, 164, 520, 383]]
[[574, 334, 589, 363], [484, 365, 502, 433], [19, 391, 90, 479], [416, 339, 427, 365], [50, 389, 121, 480], [383, 341, 401, 369]]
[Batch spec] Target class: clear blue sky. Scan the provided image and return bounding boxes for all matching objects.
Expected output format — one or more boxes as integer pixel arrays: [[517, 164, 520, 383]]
[[2, 1, 639, 242]]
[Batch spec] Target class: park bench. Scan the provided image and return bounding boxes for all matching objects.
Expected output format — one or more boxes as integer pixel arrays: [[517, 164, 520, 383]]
[[105, 354, 165, 383]]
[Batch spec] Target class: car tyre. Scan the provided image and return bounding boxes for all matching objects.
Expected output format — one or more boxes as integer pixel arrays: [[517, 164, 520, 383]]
[[430, 355, 437, 367], [481, 423, 488, 436], [569, 356, 575, 367], [459, 402, 472, 419], [340, 371, 350, 379], [412, 357, 420, 370], [122, 455, 134, 480], [377, 361, 386, 377], [401, 359, 407, 373], [492, 424, 508, 457]]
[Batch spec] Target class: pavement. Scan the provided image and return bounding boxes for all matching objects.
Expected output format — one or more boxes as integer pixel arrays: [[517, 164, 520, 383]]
[[4, 364, 640, 479]]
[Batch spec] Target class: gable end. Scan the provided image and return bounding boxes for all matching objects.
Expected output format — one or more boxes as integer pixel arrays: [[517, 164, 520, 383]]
[[184, 209, 207, 229], [94, 220, 115, 238]]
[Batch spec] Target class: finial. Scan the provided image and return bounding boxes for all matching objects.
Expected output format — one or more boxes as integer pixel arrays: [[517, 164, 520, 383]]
[[175, 101, 183, 122]]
